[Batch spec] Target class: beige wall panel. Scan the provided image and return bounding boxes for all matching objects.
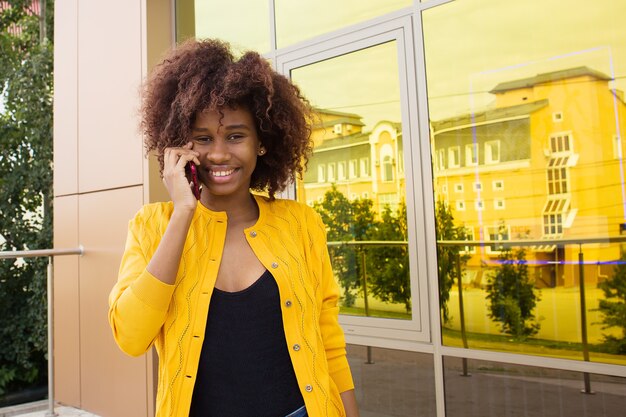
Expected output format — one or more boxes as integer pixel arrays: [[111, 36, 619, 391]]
[[53, 195, 81, 406], [53, 0, 78, 197], [78, 186, 148, 417], [77, 1, 144, 193]]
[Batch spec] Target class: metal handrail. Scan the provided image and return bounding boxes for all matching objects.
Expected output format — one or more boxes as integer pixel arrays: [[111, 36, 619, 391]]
[[0, 247, 84, 417], [438, 235, 626, 247]]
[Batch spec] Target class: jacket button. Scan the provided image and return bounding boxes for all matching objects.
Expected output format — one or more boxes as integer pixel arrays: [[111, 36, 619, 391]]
[[250, 231, 257, 238], [285, 300, 292, 307], [293, 344, 300, 351], [271, 262, 279, 269], [305, 384, 313, 392]]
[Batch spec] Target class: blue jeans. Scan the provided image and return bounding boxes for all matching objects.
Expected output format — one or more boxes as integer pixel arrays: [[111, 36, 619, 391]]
[[285, 405, 307, 417]]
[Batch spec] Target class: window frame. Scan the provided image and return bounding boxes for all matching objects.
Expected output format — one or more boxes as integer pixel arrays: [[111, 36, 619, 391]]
[[278, 17, 430, 345]]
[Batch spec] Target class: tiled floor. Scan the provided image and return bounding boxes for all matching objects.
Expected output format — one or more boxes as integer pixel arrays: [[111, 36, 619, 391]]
[[0, 402, 99, 417], [16, 407, 99, 417]]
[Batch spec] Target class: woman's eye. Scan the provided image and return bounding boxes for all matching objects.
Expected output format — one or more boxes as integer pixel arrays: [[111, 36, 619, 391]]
[[228, 134, 244, 141], [193, 136, 211, 143]]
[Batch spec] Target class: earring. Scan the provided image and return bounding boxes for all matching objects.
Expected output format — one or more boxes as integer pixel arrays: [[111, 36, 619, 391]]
[[258, 149, 266, 156]]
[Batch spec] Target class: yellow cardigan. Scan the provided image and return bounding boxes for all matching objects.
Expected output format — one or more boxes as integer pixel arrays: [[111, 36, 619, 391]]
[[108, 195, 353, 417]]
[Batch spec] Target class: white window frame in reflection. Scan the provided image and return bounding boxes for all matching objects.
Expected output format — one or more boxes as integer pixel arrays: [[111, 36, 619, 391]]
[[485, 140, 500, 164], [448, 146, 460, 168], [338, 161, 347, 180], [318, 163, 326, 183], [493, 179, 504, 191], [454, 183, 464, 193], [382, 156, 394, 181], [360, 157, 371, 177], [456, 200, 466, 211], [348, 159, 357, 179], [552, 111, 564, 123], [437, 148, 445, 170], [494, 198, 505, 210], [328, 162, 336, 182], [465, 143, 478, 166]]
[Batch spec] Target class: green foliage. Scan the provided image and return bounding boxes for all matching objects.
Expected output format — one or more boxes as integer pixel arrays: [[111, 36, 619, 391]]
[[0, 0, 54, 398], [313, 185, 377, 306], [314, 186, 412, 312], [485, 246, 540, 339], [434, 200, 468, 324], [367, 202, 411, 313], [597, 255, 626, 354]]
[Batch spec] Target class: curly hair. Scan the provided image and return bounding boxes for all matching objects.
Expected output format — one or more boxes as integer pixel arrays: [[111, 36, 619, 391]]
[[141, 38, 312, 200]]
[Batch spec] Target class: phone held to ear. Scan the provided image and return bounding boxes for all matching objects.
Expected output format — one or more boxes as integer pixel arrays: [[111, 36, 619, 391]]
[[186, 162, 201, 200]]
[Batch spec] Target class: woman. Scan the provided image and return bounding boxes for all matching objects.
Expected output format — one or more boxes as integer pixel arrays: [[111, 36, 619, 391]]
[[108, 39, 359, 417]]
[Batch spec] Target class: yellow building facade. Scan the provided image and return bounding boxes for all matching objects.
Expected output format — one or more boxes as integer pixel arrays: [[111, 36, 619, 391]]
[[302, 109, 406, 215], [433, 67, 626, 288]]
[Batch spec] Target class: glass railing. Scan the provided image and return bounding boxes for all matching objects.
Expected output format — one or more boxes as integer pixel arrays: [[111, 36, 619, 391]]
[[0, 248, 83, 416], [437, 236, 626, 391]]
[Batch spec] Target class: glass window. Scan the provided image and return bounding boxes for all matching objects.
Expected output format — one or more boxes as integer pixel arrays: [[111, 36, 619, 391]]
[[484, 141, 500, 164], [444, 357, 626, 417], [349, 159, 358, 179], [328, 162, 336, 182], [465, 143, 478, 166], [349, 346, 436, 417], [448, 146, 461, 168], [338, 161, 347, 180], [291, 41, 412, 320], [425, 0, 626, 365], [176, 0, 270, 52], [360, 157, 371, 177], [382, 156, 394, 181], [318, 164, 326, 183], [274, 0, 411, 48]]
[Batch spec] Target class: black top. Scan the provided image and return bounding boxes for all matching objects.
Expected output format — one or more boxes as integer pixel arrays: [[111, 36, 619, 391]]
[[188, 270, 304, 417]]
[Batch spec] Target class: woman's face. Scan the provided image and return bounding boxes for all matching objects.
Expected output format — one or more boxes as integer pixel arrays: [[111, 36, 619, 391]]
[[189, 106, 265, 202]]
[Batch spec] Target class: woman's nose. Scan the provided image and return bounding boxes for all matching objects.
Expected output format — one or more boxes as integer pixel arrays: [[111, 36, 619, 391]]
[[205, 139, 229, 162]]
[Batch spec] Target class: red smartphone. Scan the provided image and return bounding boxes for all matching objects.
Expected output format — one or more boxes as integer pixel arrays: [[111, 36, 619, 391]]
[[185, 162, 201, 200]]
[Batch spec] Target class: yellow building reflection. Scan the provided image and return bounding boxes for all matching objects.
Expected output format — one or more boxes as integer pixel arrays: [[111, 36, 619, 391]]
[[432, 66, 626, 289], [301, 108, 405, 216]]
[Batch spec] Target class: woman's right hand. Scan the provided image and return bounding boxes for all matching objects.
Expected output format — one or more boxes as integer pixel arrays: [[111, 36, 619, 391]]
[[162, 142, 201, 213]]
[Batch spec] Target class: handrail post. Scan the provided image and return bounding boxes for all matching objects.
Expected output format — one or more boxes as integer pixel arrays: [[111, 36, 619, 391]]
[[578, 245, 593, 395], [360, 247, 374, 364], [46, 256, 57, 416], [456, 253, 470, 376]]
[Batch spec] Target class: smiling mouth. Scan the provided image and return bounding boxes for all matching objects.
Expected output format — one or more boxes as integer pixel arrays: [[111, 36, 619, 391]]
[[209, 168, 236, 177]]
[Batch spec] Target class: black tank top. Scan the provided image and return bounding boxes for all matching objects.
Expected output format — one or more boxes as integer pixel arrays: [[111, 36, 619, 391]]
[[188, 270, 304, 417]]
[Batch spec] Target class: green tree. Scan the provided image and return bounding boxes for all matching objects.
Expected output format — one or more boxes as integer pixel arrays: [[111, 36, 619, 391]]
[[313, 185, 377, 306], [0, 0, 54, 398], [485, 245, 540, 339], [597, 255, 626, 354], [367, 202, 411, 313], [434, 200, 468, 324]]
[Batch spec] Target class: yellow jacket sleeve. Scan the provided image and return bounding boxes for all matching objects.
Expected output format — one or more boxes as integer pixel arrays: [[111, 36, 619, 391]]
[[108, 207, 175, 357]]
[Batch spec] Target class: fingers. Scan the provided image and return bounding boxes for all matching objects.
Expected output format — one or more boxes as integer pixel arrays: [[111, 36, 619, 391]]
[[164, 143, 200, 170]]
